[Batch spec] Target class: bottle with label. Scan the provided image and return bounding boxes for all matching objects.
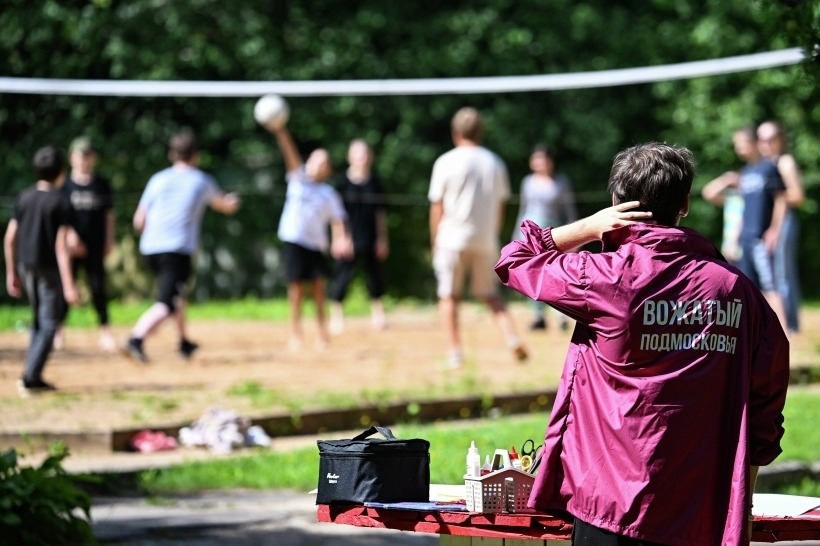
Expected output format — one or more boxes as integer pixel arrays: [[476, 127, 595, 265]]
[[466, 440, 481, 477], [481, 454, 492, 476], [509, 445, 523, 471]]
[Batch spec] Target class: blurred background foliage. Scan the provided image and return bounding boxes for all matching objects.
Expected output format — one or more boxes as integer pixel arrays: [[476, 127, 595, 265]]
[[0, 0, 817, 303]]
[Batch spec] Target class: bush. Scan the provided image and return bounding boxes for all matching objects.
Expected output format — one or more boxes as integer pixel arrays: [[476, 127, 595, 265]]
[[0, 444, 97, 546]]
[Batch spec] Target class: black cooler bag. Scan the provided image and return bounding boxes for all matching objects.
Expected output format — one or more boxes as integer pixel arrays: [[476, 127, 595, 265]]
[[316, 426, 430, 504]]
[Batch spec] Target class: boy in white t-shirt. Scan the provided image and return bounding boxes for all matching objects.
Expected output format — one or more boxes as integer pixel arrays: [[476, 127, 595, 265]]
[[267, 124, 350, 350]]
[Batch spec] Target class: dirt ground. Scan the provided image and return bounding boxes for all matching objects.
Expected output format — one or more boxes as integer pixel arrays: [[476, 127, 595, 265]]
[[0, 303, 817, 436]]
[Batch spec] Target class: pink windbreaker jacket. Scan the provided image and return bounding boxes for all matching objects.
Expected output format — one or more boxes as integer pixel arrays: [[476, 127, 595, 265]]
[[495, 221, 789, 546]]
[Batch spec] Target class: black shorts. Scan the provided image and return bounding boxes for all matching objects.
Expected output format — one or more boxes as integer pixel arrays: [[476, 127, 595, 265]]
[[144, 252, 192, 310], [282, 242, 328, 282], [572, 518, 665, 546]]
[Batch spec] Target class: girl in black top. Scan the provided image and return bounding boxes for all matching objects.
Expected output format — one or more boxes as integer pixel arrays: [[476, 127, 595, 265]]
[[329, 140, 389, 333]]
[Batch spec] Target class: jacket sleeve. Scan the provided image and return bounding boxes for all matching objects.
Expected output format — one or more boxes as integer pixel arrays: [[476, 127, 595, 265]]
[[495, 220, 591, 322], [748, 300, 790, 466]]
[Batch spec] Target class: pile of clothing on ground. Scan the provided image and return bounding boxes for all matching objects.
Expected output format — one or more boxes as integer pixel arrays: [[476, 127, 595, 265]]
[[129, 407, 272, 454]]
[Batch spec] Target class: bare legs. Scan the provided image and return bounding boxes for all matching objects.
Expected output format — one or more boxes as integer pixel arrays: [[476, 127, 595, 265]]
[[330, 298, 388, 335], [439, 295, 527, 367], [288, 279, 330, 350], [438, 296, 461, 364], [288, 282, 304, 350], [131, 302, 171, 339], [369, 298, 387, 330], [484, 295, 525, 357], [312, 278, 329, 349]]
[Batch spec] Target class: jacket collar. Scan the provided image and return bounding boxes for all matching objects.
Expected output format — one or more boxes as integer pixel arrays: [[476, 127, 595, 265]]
[[602, 223, 722, 259]]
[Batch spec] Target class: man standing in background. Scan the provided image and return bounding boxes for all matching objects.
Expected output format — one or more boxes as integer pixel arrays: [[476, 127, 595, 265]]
[[428, 107, 527, 368], [702, 127, 788, 333]]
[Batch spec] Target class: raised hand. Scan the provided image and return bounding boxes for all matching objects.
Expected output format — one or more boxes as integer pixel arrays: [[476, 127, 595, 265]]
[[584, 201, 654, 239]]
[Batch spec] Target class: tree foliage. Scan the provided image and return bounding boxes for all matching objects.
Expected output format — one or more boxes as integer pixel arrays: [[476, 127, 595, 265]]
[[0, 0, 816, 301]]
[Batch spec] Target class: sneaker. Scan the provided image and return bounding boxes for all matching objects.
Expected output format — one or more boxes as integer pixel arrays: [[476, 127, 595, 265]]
[[529, 317, 547, 331], [179, 339, 199, 360], [99, 331, 117, 353], [329, 317, 344, 336], [16, 378, 57, 397], [371, 312, 388, 331], [445, 351, 464, 370], [123, 337, 148, 363], [287, 337, 304, 352]]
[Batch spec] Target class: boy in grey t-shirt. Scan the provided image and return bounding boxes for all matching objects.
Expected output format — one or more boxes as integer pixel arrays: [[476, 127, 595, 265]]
[[124, 131, 240, 362]]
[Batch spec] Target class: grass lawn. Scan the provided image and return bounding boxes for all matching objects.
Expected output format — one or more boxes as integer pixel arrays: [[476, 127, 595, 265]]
[[131, 386, 820, 496], [0, 291, 406, 332]]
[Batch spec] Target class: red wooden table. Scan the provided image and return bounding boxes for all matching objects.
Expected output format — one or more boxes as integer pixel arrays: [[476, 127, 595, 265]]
[[318, 504, 820, 544]]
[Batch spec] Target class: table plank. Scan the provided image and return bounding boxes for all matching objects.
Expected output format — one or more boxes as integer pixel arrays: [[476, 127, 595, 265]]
[[319, 504, 820, 543]]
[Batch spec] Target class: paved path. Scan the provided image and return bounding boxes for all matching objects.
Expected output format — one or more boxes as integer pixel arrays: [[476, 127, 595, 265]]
[[93, 490, 436, 546]]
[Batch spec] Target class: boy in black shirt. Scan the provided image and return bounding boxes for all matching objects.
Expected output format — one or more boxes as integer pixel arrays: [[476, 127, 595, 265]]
[[4, 146, 79, 395], [55, 136, 116, 351]]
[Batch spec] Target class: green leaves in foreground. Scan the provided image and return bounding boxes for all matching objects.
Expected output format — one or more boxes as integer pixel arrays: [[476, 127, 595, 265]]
[[0, 444, 98, 546]]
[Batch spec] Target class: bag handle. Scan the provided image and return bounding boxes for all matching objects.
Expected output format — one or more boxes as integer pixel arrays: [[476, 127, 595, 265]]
[[351, 425, 397, 441]]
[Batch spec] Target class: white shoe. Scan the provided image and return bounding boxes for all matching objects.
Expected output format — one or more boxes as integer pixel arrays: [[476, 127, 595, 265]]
[[445, 351, 464, 369], [99, 332, 117, 353], [371, 314, 388, 331]]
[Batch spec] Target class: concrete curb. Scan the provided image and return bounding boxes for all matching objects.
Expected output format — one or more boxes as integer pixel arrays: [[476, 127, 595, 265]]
[[757, 461, 820, 490], [0, 390, 557, 454]]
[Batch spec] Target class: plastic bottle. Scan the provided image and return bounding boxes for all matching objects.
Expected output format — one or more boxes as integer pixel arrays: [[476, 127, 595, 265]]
[[466, 441, 481, 477], [481, 454, 492, 476], [509, 445, 523, 471]]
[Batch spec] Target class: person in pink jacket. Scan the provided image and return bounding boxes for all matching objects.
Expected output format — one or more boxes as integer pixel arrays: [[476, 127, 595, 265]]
[[495, 142, 789, 546]]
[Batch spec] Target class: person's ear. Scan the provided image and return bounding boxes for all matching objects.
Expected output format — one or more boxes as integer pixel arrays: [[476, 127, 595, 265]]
[[680, 195, 690, 218]]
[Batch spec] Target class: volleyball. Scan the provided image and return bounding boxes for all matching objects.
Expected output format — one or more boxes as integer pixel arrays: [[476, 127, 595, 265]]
[[253, 94, 290, 130]]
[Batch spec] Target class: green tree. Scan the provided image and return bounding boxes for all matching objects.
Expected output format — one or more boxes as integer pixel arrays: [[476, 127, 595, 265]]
[[0, 0, 815, 302]]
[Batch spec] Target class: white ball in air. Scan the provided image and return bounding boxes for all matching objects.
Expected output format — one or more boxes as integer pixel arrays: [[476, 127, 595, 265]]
[[253, 94, 290, 129]]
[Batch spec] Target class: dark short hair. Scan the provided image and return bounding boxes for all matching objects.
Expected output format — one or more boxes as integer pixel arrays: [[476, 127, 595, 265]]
[[32, 146, 65, 183], [451, 107, 485, 143], [607, 143, 695, 226], [168, 130, 198, 162], [734, 126, 757, 142], [531, 143, 553, 158]]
